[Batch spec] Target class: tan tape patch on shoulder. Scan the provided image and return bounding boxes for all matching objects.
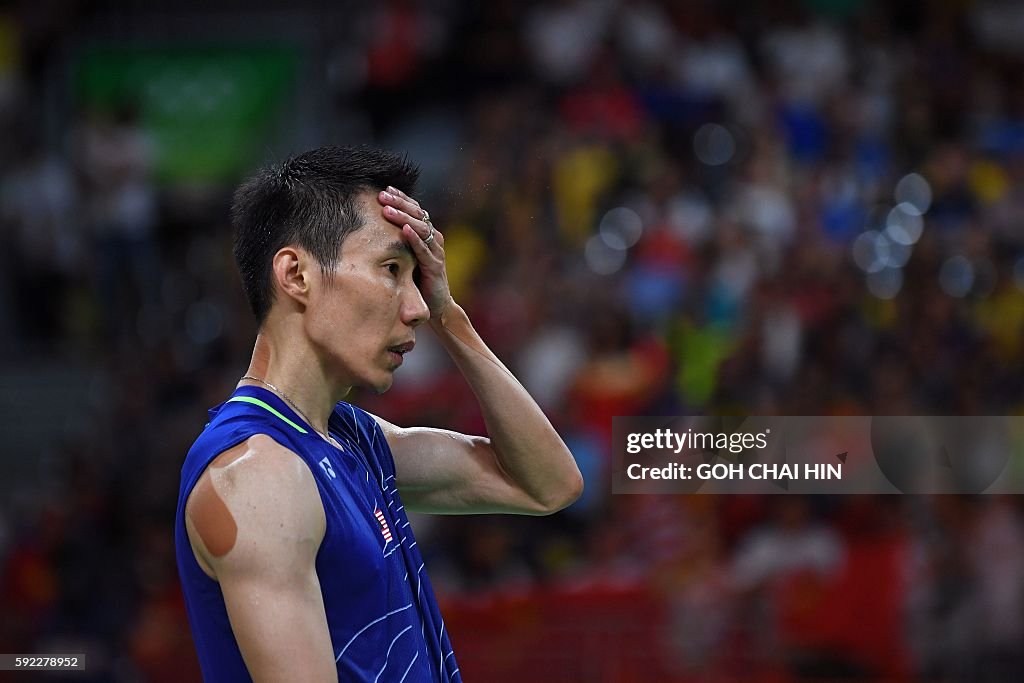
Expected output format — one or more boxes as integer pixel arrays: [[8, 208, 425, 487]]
[[189, 473, 238, 558]]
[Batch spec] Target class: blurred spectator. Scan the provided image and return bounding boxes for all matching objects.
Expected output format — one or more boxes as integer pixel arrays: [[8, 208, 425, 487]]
[[1, 127, 79, 346], [74, 105, 158, 338], [730, 498, 848, 678]]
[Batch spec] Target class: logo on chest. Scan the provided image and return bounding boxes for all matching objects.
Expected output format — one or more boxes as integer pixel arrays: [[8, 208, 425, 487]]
[[373, 507, 393, 543], [319, 456, 336, 479]]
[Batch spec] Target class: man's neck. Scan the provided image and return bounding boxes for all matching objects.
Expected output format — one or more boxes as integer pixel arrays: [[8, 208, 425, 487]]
[[241, 328, 350, 435]]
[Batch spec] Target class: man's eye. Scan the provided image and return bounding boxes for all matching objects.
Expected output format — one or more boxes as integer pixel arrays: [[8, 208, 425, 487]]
[[386, 263, 400, 276]]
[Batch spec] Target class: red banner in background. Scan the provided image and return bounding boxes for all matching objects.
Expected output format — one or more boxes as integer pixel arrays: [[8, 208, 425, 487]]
[[440, 536, 910, 683]]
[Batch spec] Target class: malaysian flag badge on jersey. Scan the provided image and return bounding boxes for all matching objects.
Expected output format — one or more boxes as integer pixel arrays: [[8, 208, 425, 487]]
[[374, 507, 393, 543]]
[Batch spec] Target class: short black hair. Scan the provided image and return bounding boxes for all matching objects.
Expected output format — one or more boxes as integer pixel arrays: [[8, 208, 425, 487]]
[[231, 145, 419, 324]]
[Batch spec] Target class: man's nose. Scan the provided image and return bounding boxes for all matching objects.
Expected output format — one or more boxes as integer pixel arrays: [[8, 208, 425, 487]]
[[403, 285, 430, 328]]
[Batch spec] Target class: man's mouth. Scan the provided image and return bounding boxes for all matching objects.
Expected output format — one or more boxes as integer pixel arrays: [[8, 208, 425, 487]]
[[387, 340, 415, 365]]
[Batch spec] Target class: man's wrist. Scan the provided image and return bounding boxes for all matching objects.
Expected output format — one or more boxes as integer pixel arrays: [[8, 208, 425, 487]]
[[429, 297, 460, 332]]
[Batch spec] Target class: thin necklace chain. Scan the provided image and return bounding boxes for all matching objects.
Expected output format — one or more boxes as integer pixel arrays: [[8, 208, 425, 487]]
[[240, 375, 335, 444]]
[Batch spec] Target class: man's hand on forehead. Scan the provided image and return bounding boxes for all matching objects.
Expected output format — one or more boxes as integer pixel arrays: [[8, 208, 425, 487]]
[[378, 187, 453, 321]]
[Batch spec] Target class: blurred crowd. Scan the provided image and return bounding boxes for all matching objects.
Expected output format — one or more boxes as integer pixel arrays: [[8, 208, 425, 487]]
[[3, 0, 1024, 680]]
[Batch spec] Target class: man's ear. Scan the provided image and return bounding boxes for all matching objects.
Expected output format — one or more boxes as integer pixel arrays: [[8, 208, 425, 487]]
[[271, 247, 312, 308]]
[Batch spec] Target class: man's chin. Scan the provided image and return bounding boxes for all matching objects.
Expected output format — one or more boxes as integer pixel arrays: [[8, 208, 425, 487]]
[[349, 365, 397, 395], [368, 373, 395, 395]]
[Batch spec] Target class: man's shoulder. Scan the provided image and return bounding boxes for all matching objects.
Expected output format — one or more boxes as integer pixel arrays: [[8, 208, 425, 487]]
[[182, 394, 316, 504], [210, 433, 305, 473], [193, 434, 317, 505], [185, 434, 325, 576]]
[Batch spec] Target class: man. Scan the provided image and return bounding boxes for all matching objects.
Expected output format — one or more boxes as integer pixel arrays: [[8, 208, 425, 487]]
[[173, 146, 583, 682]]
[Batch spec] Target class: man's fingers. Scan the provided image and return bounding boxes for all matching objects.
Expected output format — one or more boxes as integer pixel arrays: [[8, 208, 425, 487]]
[[421, 225, 444, 249], [403, 224, 433, 259], [380, 189, 423, 220], [386, 186, 419, 208], [383, 204, 431, 237], [379, 192, 444, 254]]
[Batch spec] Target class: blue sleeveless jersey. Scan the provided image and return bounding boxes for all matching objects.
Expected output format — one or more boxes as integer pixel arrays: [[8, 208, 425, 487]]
[[174, 385, 461, 682]]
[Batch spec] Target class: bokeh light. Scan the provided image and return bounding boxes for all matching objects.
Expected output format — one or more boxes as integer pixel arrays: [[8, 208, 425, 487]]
[[894, 172, 932, 214], [599, 207, 644, 250], [584, 234, 627, 274], [939, 255, 975, 298], [884, 203, 925, 245], [693, 123, 736, 166], [852, 230, 910, 273], [866, 266, 903, 299]]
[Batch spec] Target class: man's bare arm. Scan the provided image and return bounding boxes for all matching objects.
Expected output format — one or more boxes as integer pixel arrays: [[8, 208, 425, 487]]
[[185, 435, 338, 682], [375, 188, 583, 515]]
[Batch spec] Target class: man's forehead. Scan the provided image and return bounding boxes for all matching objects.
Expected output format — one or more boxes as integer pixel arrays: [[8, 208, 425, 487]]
[[343, 193, 413, 259]]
